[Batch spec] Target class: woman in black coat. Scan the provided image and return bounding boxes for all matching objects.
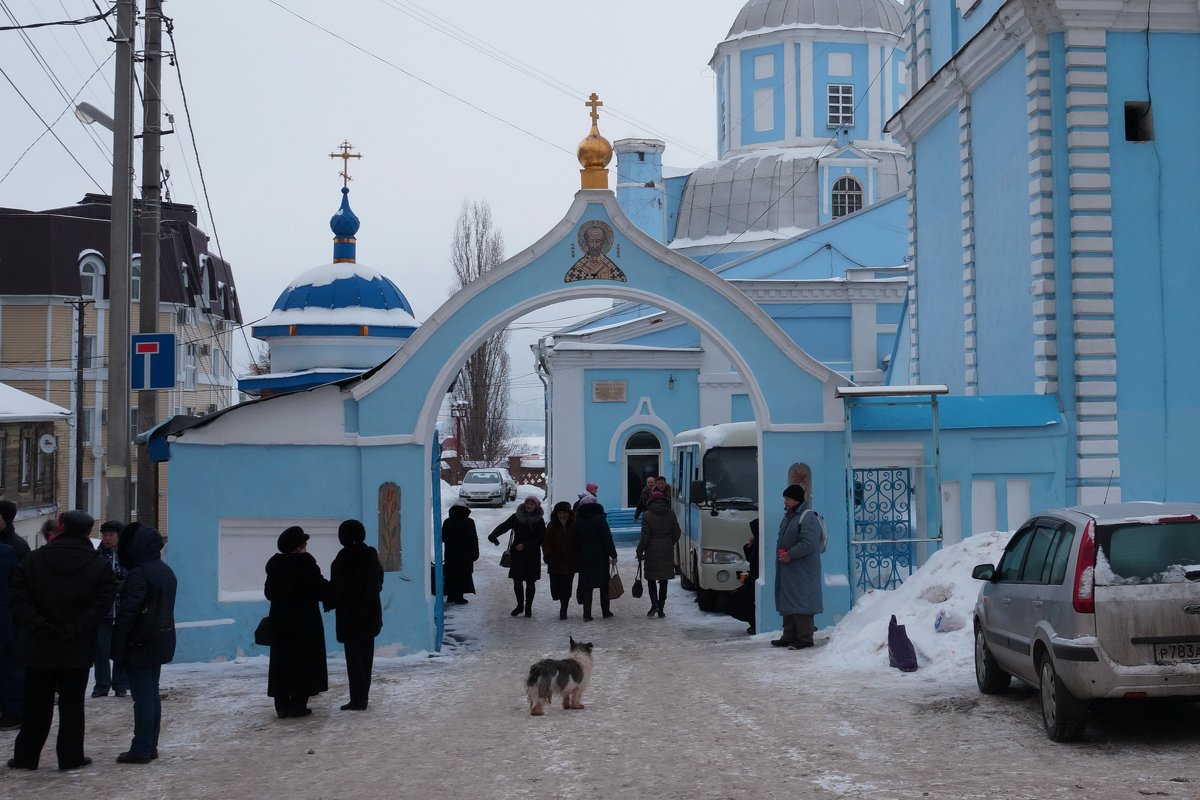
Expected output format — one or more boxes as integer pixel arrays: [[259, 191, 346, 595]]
[[265, 526, 329, 718], [325, 519, 383, 712], [441, 503, 479, 604], [112, 523, 177, 763], [636, 492, 681, 618], [487, 496, 545, 618], [574, 497, 618, 621]]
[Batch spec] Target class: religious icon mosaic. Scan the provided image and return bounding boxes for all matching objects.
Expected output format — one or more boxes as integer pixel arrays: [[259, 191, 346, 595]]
[[565, 220, 626, 282]]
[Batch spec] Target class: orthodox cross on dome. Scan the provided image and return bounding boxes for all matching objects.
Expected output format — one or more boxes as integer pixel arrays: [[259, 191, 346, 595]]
[[329, 140, 363, 187], [585, 93, 603, 124]]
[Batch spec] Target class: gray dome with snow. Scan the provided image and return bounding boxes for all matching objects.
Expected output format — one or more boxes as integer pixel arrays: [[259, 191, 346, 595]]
[[726, 0, 905, 37]]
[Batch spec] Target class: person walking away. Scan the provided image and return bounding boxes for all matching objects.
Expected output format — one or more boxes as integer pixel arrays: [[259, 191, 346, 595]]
[[0, 539, 18, 731], [632, 476, 655, 523], [542, 502, 579, 620], [636, 491, 681, 618], [727, 519, 759, 634], [573, 482, 598, 512], [0, 502, 30, 562], [441, 502, 479, 604], [7, 510, 115, 771], [325, 519, 383, 711], [92, 520, 129, 698], [772, 485, 823, 649], [110, 523, 176, 764], [265, 527, 329, 718], [488, 496, 546, 617], [574, 496, 617, 621]]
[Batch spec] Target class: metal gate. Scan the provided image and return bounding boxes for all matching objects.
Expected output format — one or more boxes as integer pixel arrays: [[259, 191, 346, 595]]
[[431, 432, 444, 649], [851, 467, 917, 594]]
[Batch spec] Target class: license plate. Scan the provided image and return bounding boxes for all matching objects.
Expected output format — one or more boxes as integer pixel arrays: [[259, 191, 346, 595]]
[[1154, 641, 1200, 664]]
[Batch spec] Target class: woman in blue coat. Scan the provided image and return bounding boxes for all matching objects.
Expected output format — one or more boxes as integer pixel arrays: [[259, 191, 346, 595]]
[[773, 484, 823, 649]]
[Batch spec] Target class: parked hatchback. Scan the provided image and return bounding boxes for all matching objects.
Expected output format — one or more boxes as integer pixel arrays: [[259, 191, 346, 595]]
[[459, 469, 512, 507], [972, 502, 1200, 741]]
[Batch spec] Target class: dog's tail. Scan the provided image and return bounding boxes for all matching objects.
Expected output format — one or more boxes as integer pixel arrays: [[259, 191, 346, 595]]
[[526, 660, 556, 705]]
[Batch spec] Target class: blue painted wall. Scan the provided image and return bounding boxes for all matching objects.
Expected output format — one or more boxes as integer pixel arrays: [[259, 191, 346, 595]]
[[731, 393, 753, 422], [912, 111, 964, 392], [930, 0, 958, 74], [959, 0, 1005, 50], [812, 42, 868, 140], [719, 193, 907, 279], [620, 324, 701, 348], [664, 174, 689, 240], [740, 44, 785, 145], [770, 305, 852, 369], [1108, 32, 1200, 500], [971, 52, 1033, 394]]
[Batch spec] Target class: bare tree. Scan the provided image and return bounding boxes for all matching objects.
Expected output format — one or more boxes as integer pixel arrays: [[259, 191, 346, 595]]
[[245, 344, 272, 376], [450, 200, 514, 466]]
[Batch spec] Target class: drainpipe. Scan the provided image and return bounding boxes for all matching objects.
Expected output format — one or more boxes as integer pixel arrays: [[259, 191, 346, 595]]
[[535, 337, 553, 499]]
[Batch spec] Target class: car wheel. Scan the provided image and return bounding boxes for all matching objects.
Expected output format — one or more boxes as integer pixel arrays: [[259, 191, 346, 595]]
[[974, 626, 1011, 694], [1039, 655, 1087, 742], [696, 588, 718, 612]]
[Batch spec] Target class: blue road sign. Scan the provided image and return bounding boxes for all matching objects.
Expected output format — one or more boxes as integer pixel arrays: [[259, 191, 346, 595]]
[[131, 333, 176, 390]]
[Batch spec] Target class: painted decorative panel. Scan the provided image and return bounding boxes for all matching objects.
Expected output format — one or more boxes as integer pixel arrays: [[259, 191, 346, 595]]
[[378, 481, 401, 571]]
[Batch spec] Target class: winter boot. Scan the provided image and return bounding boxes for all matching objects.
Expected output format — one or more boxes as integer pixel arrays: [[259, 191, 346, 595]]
[[646, 605, 658, 617]]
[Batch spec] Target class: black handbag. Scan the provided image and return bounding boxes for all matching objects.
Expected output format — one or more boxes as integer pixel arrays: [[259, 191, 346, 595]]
[[254, 615, 272, 647], [631, 561, 644, 599], [499, 532, 514, 568]]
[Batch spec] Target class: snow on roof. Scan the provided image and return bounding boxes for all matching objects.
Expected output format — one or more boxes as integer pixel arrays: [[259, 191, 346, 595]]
[[0, 382, 72, 421], [669, 226, 809, 251], [285, 261, 393, 290], [256, 305, 418, 330], [550, 342, 702, 353]]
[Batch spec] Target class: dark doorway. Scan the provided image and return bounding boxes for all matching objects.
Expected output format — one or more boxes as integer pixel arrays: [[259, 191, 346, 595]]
[[624, 430, 661, 507]]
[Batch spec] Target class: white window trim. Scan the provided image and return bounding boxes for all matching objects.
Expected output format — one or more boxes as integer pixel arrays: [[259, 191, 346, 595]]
[[827, 83, 854, 128]]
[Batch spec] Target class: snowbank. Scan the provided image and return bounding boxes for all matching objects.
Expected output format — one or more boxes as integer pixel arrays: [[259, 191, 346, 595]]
[[808, 531, 1010, 678]]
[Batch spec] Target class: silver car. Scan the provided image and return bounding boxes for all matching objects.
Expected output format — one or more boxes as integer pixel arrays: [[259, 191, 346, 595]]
[[459, 469, 508, 507], [972, 502, 1200, 741]]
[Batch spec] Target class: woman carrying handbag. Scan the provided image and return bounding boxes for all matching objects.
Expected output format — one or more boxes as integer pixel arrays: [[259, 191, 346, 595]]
[[635, 491, 680, 618], [488, 497, 546, 617]]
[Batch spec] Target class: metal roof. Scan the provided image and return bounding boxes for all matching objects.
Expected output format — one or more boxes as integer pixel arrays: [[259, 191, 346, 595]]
[[726, 0, 906, 37]]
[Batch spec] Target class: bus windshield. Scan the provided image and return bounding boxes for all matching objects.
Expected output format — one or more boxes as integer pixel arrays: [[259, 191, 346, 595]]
[[702, 446, 757, 508]]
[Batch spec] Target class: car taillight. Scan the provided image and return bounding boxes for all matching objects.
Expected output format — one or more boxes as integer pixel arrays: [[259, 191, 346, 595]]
[[1072, 518, 1096, 614]]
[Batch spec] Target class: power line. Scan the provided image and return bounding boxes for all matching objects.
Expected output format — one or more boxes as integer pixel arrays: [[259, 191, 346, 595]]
[[0, 2, 114, 30]]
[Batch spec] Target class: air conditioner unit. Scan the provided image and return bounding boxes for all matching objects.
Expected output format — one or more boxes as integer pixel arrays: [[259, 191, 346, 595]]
[[200, 344, 211, 357], [176, 307, 190, 326], [207, 403, 217, 414]]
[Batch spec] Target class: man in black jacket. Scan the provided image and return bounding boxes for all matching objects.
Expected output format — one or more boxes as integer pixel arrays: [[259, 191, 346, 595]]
[[0, 500, 27, 731], [111, 522, 176, 764], [7, 510, 115, 771]]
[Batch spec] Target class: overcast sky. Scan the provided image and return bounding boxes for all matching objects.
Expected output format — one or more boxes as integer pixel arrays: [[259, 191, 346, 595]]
[[1, 0, 738, 432]]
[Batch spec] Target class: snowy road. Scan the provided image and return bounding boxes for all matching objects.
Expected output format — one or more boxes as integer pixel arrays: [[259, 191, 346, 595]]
[[3, 499, 1199, 798]]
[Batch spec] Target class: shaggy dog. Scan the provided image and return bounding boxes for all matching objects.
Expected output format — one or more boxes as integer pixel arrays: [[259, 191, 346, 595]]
[[525, 637, 594, 716]]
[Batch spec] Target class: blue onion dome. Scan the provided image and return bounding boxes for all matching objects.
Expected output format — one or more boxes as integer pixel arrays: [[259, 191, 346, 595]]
[[258, 261, 417, 331], [329, 187, 360, 238]]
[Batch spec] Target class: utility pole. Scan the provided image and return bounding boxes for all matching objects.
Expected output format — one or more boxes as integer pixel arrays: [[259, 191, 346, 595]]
[[66, 298, 94, 511], [136, 0, 163, 526], [106, 0, 135, 523]]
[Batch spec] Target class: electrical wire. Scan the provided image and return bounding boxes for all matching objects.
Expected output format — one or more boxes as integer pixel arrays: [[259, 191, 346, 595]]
[[0, 2, 113, 30]]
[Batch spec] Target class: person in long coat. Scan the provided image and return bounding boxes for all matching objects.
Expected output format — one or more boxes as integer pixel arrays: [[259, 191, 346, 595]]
[[265, 526, 329, 718], [542, 501, 579, 620], [441, 503, 479, 604], [574, 497, 618, 621], [727, 518, 759, 634], [325, 520, 383, 712], [8, 510, 115, 771], [635, 491, 681, 618], [773, 484, 823, 649], [111, 523, 177, 764], [487, 496, 546, 618]]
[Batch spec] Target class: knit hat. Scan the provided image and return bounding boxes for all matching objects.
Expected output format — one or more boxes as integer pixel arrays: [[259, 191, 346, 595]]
[[553, 501, 573, 515], [585, 482, 598, 495], [579, 494, 598, 505], [59, 509, 95, 539], [277, 525, 309, 553], [782, 484, 806, 503], [338, 519, 366, 546]]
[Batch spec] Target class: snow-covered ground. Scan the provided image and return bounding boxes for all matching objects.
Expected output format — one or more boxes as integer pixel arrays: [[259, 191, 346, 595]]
[[3, 492, 1199, 798]]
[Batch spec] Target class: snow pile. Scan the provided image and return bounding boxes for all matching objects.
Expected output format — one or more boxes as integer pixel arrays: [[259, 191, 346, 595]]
[[809, 531, 1011, 678]]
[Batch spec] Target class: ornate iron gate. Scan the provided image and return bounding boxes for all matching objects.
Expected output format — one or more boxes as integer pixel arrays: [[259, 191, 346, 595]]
[[851, 467, 916, 593]]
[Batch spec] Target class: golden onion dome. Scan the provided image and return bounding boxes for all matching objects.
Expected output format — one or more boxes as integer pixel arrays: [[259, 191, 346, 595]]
[[578, 93, 612, 189]]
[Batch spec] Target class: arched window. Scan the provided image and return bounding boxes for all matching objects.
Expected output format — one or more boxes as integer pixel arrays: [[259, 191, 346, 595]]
[[79, 255, 105, 298], [625, 431, 659, 450], [832, 176, 863, 218], [131, 260, 141, 302]]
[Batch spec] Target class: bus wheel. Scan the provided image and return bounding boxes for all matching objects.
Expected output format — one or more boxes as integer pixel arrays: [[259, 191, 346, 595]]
[[696, 588, 719, 612]]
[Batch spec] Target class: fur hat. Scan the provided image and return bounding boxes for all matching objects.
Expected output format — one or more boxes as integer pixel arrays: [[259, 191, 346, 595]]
[[59, 509, 95, 539], [0, 500, 15, 525], [552, 500, 573, 515], [338, 519, 366, 546], [585, 482, 598, 495], [782, 484, 806, 503], [277, 525, 309, 553]]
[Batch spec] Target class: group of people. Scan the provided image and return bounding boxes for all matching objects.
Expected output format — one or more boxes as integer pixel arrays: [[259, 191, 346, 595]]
[[265, 520, 384, 718], [441, 477, 683, 621], [0, 505, 177, 771]]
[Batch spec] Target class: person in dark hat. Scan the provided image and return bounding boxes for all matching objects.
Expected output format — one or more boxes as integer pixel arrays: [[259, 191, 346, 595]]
[[325, 520, 383, 711], [440, 502, 479, 605], [91, 520, 129, 698], [8, 510, 115, 771], [772, 484, 823, 650], [542, 501, 579, 620], [264, 527, 329, 719], [0, 501, 30, 561]]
